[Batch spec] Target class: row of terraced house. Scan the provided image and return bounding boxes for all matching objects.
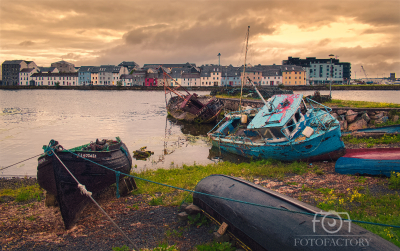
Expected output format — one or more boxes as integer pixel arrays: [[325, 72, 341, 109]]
[[1, 57, 351, 87]]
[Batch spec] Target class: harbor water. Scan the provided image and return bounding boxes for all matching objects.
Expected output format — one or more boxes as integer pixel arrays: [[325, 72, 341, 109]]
[[1, 89, 399, 177]]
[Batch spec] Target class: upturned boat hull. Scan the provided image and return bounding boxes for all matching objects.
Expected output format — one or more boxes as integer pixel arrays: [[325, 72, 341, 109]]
[[335, 148, 400, 177], [37, 138, 133, 229], [194, 175, 398, 251], [167, 95, 223, 123]]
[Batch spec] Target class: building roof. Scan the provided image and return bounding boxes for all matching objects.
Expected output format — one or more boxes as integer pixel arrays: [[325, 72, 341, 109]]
[[31, 72, 78, 77], [2, 60, 25, 65]]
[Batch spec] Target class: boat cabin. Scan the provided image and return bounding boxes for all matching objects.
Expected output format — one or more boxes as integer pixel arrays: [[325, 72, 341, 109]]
[[214, 94, 309, 143]]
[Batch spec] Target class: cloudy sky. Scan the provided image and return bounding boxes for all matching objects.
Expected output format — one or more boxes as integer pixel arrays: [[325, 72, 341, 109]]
[[1, 0, 399, 78]]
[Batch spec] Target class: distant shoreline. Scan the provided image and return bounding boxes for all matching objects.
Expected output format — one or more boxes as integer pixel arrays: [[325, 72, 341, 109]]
[[1, 84, 400, 91]]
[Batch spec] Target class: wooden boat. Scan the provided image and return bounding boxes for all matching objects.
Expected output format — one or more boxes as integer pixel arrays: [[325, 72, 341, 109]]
[[194, 174, 398, 251], [208, 93, 345, 162], [167, 94, 224, 123], [37, 137, 134, 229], [343, 124, 400, 135], [335, 148, 400, 177], [162, 68, 223, 124]]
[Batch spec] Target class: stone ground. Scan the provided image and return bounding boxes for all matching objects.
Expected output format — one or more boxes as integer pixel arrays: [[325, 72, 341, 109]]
[[1, 143, 399, 250]]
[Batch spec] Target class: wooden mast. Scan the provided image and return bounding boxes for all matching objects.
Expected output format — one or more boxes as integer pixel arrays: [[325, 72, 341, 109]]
[[239, 26, 250, 113]]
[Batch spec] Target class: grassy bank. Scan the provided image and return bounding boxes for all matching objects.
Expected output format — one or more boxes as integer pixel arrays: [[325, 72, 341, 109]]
[[132, 160, 400, 247], [325, 99, 400, 109]]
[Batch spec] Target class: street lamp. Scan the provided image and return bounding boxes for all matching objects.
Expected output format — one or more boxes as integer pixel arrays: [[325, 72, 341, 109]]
[[329, 54, 334, 98]]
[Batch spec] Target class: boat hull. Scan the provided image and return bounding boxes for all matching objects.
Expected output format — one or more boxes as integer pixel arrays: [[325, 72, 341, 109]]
[[194, 175, 398, 251], [211, 126, 345, 162], [37, 140, 132, 229], [167, 95, 223, 123], [335, 148, 400, 177]]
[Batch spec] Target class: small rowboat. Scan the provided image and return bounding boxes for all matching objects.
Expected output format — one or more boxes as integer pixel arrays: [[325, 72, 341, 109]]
[[37, 137, 135, 229], [335, 148, 400, 177]]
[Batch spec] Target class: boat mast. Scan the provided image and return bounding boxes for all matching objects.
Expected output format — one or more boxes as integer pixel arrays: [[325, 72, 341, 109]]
[[239, 26, 250, 112]]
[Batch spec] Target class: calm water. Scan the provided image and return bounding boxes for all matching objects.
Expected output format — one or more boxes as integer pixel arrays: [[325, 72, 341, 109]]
[[1, 89, 399, 177]]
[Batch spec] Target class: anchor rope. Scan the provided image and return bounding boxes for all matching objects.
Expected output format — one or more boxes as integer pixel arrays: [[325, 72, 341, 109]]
[[62, 148, 400, 229], [51, 150, 139, 251], [0, 153, 43, 171]]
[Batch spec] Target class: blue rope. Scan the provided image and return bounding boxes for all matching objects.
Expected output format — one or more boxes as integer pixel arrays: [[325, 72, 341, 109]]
[[63, 148, 400, 229], [116, 171, 121, 198]]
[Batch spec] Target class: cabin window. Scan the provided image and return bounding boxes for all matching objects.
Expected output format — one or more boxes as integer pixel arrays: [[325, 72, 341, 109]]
[[263, 129, 274, 139], [286, 119, 295, 133], [295, 110, 301, 122], [270, 127, 285, 138]]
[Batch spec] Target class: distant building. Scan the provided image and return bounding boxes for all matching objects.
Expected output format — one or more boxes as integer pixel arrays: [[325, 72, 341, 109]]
[[30, 72, 78, 86], [390, 73, 396, 81], [51, 60, 76, 73], [281, 65, 306, 85], [19, 68, 40, 85], [78, 66, 94, 85], [2, 60, 38, 85], [118, 61, 140, 72], [283, 57, 351, 85]]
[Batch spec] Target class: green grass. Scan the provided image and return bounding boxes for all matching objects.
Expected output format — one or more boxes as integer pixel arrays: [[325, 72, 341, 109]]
[[342, 134, 400, 147], [196, 242, 235, 251], [389, 172, 400, 190], [325, 99, 400, 108], [131, 159, 309, 205], [316, 188, 400, 247], [0, 184, 44, 203]]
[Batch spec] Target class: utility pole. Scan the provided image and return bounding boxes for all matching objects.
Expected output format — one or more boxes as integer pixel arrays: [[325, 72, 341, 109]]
[[329, 54, 334, 98]]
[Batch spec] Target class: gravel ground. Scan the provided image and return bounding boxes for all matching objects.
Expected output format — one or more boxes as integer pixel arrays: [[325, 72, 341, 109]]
[[1, 142, 399, 250]]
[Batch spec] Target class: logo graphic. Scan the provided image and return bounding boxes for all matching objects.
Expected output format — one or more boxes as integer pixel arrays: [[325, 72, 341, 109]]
[[312, 211, 351, 234]]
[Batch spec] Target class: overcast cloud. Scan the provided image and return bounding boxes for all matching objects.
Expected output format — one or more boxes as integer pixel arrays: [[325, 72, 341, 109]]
[[1, 0, 399, 77]]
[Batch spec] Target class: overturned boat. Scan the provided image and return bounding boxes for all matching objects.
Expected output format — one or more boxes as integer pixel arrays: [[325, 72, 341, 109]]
[[335, 148, 400, 177], [194, 175, 398, 251], [208, 92, 345, 162], [37, 137, 135, 229]]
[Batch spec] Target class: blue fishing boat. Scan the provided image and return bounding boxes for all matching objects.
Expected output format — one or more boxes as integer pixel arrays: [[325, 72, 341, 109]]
[[208, 93, 345, 161], [335, 148, 400, 177]]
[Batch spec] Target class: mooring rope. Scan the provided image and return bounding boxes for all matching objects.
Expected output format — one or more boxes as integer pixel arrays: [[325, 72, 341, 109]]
[[0, 153, 44, 171], [51, 150, 139, 251], [62, 148, 400, 229]]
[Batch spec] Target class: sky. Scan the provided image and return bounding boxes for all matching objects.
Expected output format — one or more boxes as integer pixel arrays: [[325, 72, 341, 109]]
[[1, 0, 399, 79]]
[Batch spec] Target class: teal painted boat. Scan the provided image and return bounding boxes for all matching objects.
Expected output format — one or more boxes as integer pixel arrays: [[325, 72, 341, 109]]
[[208, 94, 345, 161]]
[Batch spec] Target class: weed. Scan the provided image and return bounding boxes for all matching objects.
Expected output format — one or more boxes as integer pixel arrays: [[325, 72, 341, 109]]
[[27, 216, 36, 221], [286, 182, 298, 186], [188, 213, 209, 227], [389, 172, 400, 190], [0, 184, 44, 203], [355, 176, 367, 184], [149, 196, 163, 206], [112, 245, 130, 251], [315, 169, 324, 175], [196, 241, 235, 251]]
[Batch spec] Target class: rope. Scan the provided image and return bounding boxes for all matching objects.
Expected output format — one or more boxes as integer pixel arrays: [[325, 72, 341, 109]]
[[0, 153, 43, 171], [51, 150, 139, 251], [116, 171, 121, 199], [62, 148, 400, 229]]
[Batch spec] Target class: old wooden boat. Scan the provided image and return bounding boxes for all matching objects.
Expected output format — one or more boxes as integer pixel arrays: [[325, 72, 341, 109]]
[[162, 69, 223, 124], [208, 93, 345, 161], [167, 94, 224, 123], [335, 148, 400, 177], [194, 174, 398, 251], [37, 137, 134, 229]]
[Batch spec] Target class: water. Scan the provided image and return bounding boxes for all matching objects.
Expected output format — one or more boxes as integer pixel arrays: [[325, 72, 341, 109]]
[[1, 89, 399, 177]]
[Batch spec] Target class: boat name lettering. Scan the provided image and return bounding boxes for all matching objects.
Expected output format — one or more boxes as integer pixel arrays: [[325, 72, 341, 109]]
[[78, 153, 97, 158], [38, 158, 47, 164]]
